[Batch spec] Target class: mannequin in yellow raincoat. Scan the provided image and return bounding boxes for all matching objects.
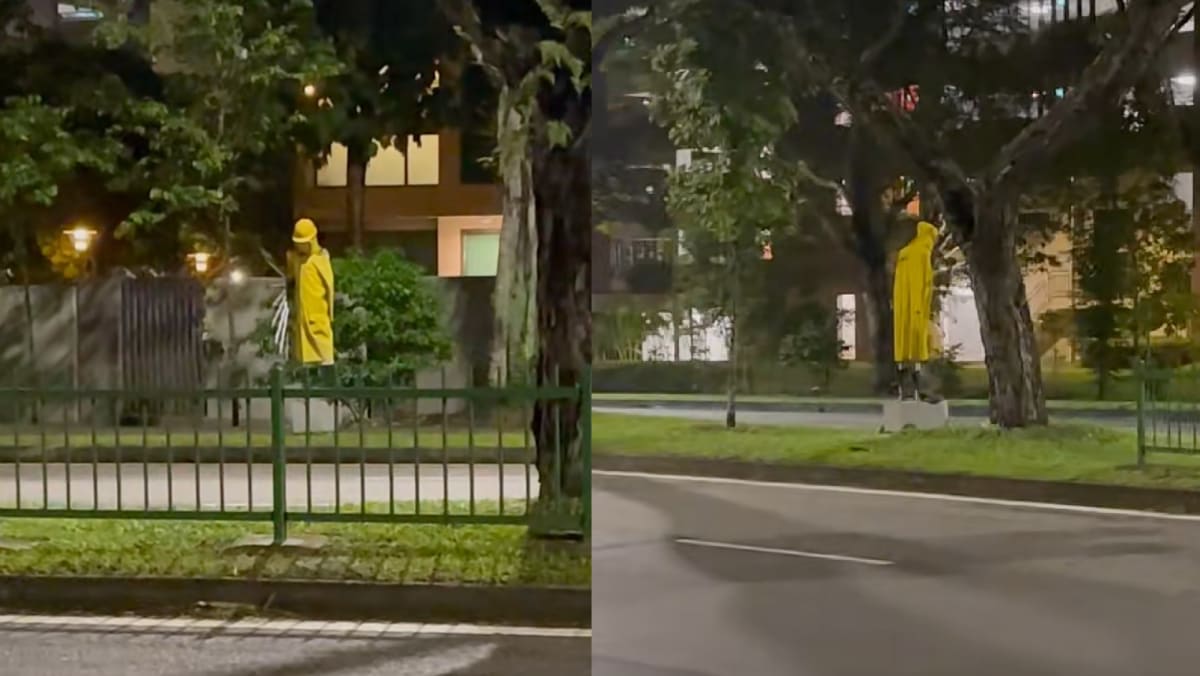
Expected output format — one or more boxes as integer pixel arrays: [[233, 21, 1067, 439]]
[[288, 218, 335, 366], [892, 221, 938, 400]]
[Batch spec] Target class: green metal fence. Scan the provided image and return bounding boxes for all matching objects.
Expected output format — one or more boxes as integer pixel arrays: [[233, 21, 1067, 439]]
[[1135, 361, 1200, 464], [0, 365, 591, 541]]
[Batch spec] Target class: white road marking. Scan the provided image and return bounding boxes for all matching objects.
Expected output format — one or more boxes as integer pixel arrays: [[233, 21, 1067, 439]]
[[595, 469, 1200, 523], [0, 614, 590, 639], [675, 537, 894, 566]]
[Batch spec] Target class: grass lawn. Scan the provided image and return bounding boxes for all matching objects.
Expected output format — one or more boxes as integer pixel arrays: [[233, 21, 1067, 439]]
[[593, 413, 1200, 491], [592, 392, 1136, 411], [0, 500, 589, 587], [595, 361, 1150, 403]]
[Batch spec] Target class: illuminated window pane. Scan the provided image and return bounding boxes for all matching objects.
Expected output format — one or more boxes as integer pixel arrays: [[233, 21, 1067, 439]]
[[315, 143, 348, 187], [407, 135, 440, 185], [365, 141, 406, 186]]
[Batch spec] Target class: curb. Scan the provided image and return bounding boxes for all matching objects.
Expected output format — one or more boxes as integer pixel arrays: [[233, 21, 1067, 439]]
[[593, 398, 1137, 419], [0, 577, 590, 627], [0, 447, 534, 465], [593, 454, 1200, 515]]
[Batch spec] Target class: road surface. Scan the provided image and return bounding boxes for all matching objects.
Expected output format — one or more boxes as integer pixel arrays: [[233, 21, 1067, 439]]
[[0, 464, 538, 510], [595, 404, 1137, 429], [0, 614, 588, 675], [593, 471, 1200, 675]]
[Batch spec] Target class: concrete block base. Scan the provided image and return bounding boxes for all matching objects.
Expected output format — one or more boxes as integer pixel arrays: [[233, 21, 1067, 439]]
[[882, 399, 950, 432], [223, 534, 328, 555], [285, 399, 343, 434]]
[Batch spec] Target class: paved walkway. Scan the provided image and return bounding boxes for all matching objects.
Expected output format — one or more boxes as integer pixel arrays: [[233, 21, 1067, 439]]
[[0, 464, 539, 511], [0, 614, 588, 676]]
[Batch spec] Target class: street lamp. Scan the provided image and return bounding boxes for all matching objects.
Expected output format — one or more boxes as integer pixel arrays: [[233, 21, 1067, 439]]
[[188, 251, 212, 275], [66, 225, 96, 254], [303, 83, 317, 98], [63, 225, 97, 409]]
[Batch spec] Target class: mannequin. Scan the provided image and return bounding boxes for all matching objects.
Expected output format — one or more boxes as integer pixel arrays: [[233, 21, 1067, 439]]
[[892, 221, 938, 401]]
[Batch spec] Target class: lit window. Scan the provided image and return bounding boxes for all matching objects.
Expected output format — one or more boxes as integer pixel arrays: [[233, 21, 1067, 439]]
[[1172, 74, 1196, 106], [315, 144, 348, 187], [58, 3, 103, 21], [407, 135, 439, 185], [365, 142, 406, 186], [317, 135, 440, 187]]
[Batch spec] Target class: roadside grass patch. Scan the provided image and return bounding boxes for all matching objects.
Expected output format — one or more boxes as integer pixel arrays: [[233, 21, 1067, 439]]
[[594, 413, 1200, 490]]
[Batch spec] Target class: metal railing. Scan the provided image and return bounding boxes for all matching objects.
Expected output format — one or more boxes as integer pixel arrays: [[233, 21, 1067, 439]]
[[0, 365, 591, 541], [1135, 361, 1200, 465]]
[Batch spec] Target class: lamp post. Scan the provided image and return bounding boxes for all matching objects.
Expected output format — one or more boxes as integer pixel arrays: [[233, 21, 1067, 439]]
[[64, 226, 97, 405]]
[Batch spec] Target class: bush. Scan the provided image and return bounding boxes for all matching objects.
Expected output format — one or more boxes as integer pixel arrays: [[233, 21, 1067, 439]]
[[256, 249, 451, 388]]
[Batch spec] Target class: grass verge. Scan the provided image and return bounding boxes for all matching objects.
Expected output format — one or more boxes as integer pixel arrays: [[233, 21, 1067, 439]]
[[0, 500, 589, 587], [592, 392, 1135, 411], [593, 413, 1200, 491]]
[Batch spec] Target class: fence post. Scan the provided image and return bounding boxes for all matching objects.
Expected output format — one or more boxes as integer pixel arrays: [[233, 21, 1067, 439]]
[[1136, 359, 1146, 468], [270, 365, 288, 545], [580, 365, 592, 536]]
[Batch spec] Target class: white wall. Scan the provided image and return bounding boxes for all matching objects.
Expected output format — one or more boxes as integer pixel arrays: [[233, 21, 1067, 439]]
[[940, 284, 986, 362], [642, 310, 730, 361]]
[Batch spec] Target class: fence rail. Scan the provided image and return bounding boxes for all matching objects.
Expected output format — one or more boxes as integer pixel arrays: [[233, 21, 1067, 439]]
[[0, 365, 591, 540], [1135, 362, 1200, 464]]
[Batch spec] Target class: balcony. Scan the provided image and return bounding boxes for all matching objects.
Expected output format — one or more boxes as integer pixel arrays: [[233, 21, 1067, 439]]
[[606, 237, 673, 295]]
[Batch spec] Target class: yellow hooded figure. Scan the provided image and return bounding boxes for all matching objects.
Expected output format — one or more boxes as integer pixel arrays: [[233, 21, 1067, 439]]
[[892, 221, 938, 364], [288, 218, 335, 365]]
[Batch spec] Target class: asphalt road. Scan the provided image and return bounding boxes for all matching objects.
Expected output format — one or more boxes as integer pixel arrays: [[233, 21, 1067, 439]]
[[593, 471, 1200, 676], [595, 404, 1137, 429], [0, 615, 589, 676], [0, 464, 537, 510]]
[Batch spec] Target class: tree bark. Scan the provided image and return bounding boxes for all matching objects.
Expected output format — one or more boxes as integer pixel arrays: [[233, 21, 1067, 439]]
[[862, 265, 894, 394], [530, 123, 590, 502], [965, 201, 1047, 427], [346, 144, 367, 251], [490, 98, 537, 385]]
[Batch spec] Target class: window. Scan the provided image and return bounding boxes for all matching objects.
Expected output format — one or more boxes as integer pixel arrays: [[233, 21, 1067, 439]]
[[315, 144, 348, 187], [462, 232, 500, 277], [461, 131, 498, 184], [316, 135, 440, 187]]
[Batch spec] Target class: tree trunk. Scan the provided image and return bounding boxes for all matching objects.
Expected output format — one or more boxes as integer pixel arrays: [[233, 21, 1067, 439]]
[[346, 145, 367, 251], [530, 133, 590, 502], [726, 250, 738, 429], [966, 204, 1047, 427], [863, 261, 894, 394], [490, 99, 538, 386]]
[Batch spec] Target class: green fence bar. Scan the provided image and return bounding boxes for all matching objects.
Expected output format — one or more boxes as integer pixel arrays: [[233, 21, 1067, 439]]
[[0, 367, 582, 534], [270, 366, 287, 545]]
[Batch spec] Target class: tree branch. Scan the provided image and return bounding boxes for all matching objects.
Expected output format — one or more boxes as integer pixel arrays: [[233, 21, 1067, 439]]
[[858, 1, 926, 73], [438, 0, 505, 85], [593, 5, 655, 67], [985, 0, 1191, 198]]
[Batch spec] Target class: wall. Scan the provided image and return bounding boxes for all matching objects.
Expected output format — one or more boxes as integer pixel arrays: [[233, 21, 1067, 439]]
[[293, 129, 502, 228], [436, 215, 502, 277], [0, 273, 496, 420]]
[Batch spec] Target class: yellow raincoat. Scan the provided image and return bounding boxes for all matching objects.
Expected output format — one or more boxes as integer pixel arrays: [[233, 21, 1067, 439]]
[[892, 221, 938, 363], [288, 219, 335, 365]]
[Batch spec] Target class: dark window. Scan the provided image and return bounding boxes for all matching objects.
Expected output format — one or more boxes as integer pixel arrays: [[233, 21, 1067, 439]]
[[461, 131, 497, 185], [365, 229, 439, 275]]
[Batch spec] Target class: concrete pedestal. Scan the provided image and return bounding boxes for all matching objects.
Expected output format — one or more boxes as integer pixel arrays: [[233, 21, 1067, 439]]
[[285, 399, 344, 434], [882, 399, 950, 432]]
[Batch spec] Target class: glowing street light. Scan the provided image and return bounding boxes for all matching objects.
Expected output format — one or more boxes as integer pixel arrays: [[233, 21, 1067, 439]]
[[303, 83, 317, 98], [229, 268, 247, 285], [65, 225, 97, 253], [188, 251, 212, 274]]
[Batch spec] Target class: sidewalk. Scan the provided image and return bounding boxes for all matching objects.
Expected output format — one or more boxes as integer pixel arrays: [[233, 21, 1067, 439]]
[[594, 393, 1136, 418]]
